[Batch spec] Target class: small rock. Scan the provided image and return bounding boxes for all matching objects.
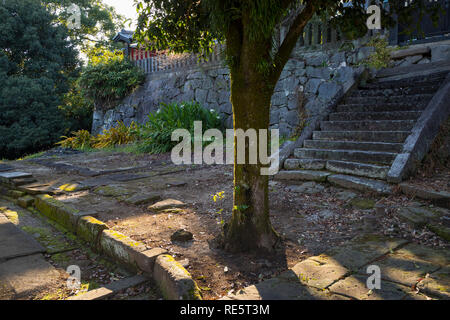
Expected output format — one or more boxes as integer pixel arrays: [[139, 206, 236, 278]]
[[170, 229, 193, 242], [148, 199, 187, 211]]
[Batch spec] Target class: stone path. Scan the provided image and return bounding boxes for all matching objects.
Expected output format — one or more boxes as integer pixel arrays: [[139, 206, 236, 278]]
[[1, 154, 448, 300], [222, 235, 449, 300], [0, 199, 161, 300], [0, 211, 60, 299]]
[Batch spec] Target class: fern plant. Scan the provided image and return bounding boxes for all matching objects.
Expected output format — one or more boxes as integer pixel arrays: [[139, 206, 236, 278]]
[[137, 101, 222, 154], [92, 121, 138, 148], [56, 130, 93, 149]]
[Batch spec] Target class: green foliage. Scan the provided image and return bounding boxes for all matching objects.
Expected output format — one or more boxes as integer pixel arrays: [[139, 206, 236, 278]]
[[79, 54, 145, 110], [137, 101, 222, 154], [43, 0, 125, 54], [364, 37, 393, 70], [57, 130, 93, 149], [59, 78, 94, 132], [0, 0, 79, 160], [92, 121, 139, 149], [56, 122, 139, 150]]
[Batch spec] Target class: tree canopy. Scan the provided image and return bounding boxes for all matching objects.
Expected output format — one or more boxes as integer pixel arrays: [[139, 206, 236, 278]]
[[0, 0, 79, 159], [43, 0, 126, 54]]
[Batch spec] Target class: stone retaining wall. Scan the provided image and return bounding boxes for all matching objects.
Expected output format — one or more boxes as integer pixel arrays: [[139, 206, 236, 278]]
[[92, 40, 450, 138], [92, 39, 375, 137]]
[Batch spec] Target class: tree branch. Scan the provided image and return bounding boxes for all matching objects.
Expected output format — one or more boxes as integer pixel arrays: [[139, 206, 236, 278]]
[[271, 0, 316, 82]]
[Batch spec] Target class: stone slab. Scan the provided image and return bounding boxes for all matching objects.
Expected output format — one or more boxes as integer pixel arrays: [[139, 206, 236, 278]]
[[390, 46, 430, 60], [0, 172, 32, 180], [225, 274, 349, 300], [67, 275, 149, 300], [108, 173, 150, 182], [394, 243, 450, 267], [124, 193, 162, 205], [328, 174, 392, 194], [417, 267, 450, 299], [0, 164, 14, 172], [288, 257, 349, 289], [275, 170, 331, 182], [328, 274, 426, 300], [399, 183, 450, 209], [17, 183, 58, 195], [317, 235, 408, 271], [0, 254, 60, 299], [11, 177, 37, 187], [362, 252, 440, 287], [0, 215, 45, 260]]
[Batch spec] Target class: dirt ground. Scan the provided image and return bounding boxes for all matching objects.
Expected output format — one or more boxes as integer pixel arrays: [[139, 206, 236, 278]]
[[4, 148, 449, 300]]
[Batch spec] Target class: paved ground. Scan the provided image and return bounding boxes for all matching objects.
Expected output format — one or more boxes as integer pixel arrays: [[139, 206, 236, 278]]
[[223, 235, 449, 300], [0, 149, 448, 300], [0, 200, 162, 300], [0, 212, 59, 299]]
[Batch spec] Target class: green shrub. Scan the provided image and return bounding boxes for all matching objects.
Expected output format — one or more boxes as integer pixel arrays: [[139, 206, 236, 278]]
[[137, 102, 222, 154], [92, 121, 139, 148], [364, 37, 393, 70], [56, 130, 93, 149], [79, 53, 145, 110], [56, 121, 139, 150]]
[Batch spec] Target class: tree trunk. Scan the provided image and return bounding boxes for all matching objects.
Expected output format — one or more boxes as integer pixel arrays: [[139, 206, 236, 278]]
[[223, 56, 280, 253]]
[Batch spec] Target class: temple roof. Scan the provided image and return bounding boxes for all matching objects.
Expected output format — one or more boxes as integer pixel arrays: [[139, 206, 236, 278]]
[[112, 29, 134, 44]]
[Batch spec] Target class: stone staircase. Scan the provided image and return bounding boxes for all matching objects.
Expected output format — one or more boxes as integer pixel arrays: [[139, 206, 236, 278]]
[[277, 70, 449, 192]]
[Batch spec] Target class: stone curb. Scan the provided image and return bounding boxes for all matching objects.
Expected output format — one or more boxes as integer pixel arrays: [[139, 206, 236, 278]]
[[99, 229, 147, 269], [34, 194, 86, 232], [76, 216, 108, 248], [153, 254, 202, 300], [0, 179, 201, 300], [387, 72, 450, 183]]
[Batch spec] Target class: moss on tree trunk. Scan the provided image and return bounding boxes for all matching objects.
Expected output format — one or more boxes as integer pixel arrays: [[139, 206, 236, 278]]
[[222, 48, 280, 253]]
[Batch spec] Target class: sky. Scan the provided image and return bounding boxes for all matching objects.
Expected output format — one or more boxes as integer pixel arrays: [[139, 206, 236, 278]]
[[103, 0, 139, 29]]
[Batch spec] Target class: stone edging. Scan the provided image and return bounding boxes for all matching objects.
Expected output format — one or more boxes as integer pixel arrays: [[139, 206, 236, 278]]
[[0, 182, 202, 300], [387, 72, 450, 183]]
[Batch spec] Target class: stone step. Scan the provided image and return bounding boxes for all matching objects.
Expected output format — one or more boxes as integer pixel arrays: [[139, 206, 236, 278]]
[[312, 131, 410, 143], [327, 174, 392, 194], [284, 158, 327, 170], [336, 103, 426, 113], [345, 94, 434, 105], [351, 84, 439, 97], [320, 120, 415, 131], [362, 71, 448, 89], [303, 140, 403, 153], [360, 77, 445, 90], [329, 111, 422, 121], [274, 170, 331, 182], [294, 148, 397, 165], [325, 160, 390, 179], [284, 158, 390, 179]]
